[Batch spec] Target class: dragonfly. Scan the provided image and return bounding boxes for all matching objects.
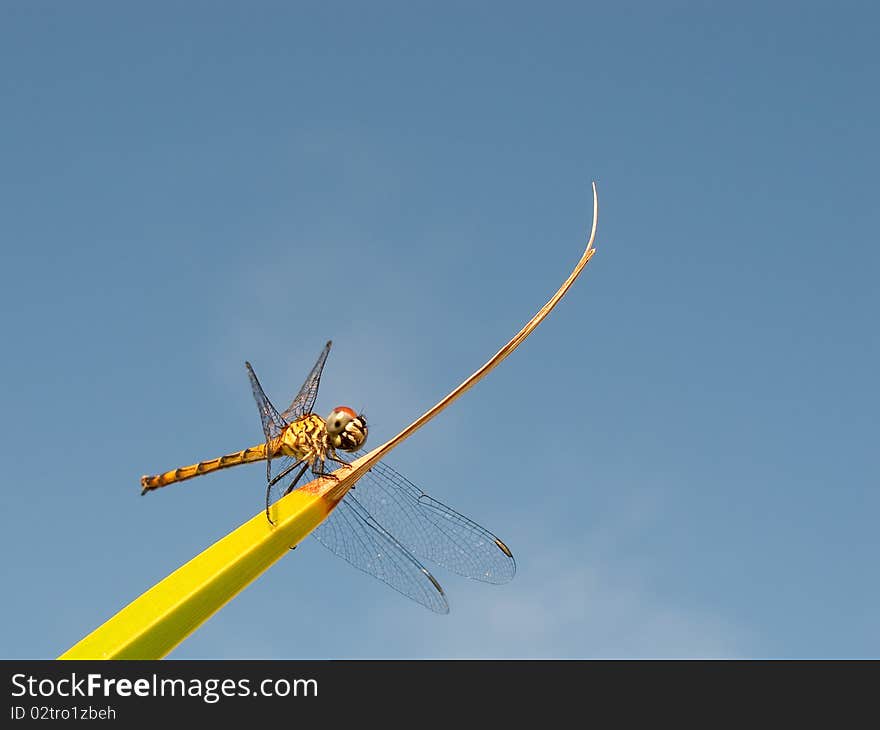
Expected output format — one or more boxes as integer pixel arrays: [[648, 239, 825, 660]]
[[140, 340, 516, 613]]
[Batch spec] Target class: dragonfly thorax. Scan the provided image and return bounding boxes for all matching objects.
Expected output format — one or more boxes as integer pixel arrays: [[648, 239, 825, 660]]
[[275, 414, 332, 463], [325, 407, 368, 452]]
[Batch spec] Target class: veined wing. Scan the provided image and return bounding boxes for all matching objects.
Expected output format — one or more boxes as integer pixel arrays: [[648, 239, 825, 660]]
[[350, 458, 516, 584], [313, 491, 449, 614], [245, 359, 310, 521], [245, 360, 287, 442], [312, 453, 515, 605], [280, 340, 333, 423]]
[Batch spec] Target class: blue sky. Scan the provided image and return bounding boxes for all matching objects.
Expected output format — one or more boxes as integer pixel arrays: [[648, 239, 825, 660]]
[[1, 3, 878, 659]]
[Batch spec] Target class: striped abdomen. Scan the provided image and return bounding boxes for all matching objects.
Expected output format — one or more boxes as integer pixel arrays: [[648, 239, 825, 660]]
[[140, 443, 269, 494]]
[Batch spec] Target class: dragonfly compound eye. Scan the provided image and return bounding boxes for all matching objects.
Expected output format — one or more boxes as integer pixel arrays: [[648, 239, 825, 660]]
[[325, 407, 367, 451]]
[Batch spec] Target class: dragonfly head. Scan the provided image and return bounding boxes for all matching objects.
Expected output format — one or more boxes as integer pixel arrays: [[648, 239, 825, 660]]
[[325, 407, 368, 452]]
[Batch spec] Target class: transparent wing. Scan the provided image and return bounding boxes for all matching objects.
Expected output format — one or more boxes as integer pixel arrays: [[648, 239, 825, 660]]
[[245, 360, 310, 520], [345, 457, 516, 584], [245, 360, 287, 441], [312, 492, 450, 614], [280, 340, 333, 423]]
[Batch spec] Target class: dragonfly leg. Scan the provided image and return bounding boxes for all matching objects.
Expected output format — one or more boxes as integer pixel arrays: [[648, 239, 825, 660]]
[[264, 460, 308, 525], [283, 462, 311, 497], [314, 451, 351, 477]]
